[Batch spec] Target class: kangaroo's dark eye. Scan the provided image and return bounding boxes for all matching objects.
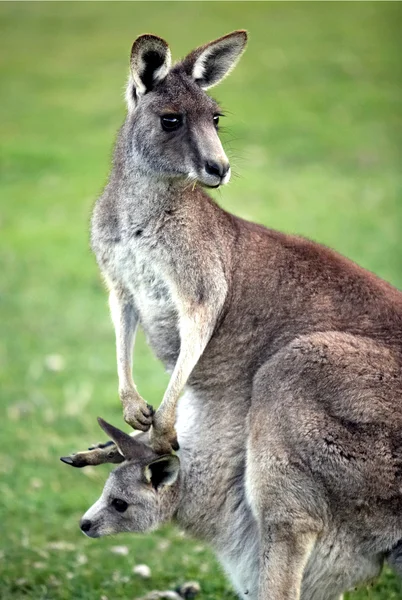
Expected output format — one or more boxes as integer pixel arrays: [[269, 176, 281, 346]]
[[213, 115, 220, 127], [111, 498, 128, 513], [161, 115, 182, 132]]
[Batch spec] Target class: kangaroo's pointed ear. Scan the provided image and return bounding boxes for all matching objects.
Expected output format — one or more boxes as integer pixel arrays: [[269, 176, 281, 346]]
[[143, 454, 180, 490], [126, 34, 171, 111], [181, 30, 247, 90], [97, 417, 151, 460]]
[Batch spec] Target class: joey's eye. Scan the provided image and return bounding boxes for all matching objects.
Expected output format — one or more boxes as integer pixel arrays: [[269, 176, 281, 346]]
[[111, 498, 128, 513], [161, 115, 182, 132], [213, 115, 220, 127]]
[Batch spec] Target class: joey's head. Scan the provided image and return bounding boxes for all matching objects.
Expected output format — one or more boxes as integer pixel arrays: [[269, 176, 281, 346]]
[[122, 31, 247, 188], [80, 418, 180, 538]]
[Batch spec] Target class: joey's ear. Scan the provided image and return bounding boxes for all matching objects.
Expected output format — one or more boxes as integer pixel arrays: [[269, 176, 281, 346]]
[[181, 30, 247, 90], [126, 34, 171, 110], [144, 455, 180, 490], [97, 417, 151, 460]]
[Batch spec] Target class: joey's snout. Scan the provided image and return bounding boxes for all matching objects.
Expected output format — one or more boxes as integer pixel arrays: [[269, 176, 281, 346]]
[[79, 517, 99, 538], [79, 495, 106, 538], [80, 518, 92, 534]]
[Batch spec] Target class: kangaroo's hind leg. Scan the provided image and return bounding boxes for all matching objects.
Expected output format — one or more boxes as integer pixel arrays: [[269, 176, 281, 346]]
[[247, 331, 402, 600], [60, 430, 150, 468], [60, 441, 123, 468], [246, 351, 326, 600]]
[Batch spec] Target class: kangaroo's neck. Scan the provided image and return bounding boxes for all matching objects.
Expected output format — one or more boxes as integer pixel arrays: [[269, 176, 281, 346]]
[[109, 166, 215, 227], [111, 167, 175, 219], [109, 125, 197, 221]]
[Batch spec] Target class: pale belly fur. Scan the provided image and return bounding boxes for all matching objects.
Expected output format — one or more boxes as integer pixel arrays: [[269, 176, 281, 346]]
[[108, 241, 181, 369]]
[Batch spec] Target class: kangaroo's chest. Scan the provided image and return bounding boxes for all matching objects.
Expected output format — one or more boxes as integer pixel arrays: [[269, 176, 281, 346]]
[[102, 239, 181, 368]]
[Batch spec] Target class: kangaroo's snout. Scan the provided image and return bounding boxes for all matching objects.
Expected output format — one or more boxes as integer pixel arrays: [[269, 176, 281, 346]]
[[199, 151, 231, 188], [80, 518, 92, 535], [80, 513, 101, 538], [205, 159, 230, 181]]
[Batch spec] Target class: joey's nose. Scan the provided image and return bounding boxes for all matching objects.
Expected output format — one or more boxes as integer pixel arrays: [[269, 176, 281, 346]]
[[205, 160, 230, 179], [80, 519, 91, 533]]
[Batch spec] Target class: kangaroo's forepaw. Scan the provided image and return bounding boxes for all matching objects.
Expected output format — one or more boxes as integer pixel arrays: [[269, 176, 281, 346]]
[[122, 395, 154, 432], [150, 425, 179, 455]]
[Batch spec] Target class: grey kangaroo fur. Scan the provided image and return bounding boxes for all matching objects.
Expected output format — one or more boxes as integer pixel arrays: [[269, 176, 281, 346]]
[[66, 31, 402, 600]]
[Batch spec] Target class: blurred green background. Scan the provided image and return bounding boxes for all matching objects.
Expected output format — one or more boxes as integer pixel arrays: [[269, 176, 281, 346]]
[[1, 2, 401, 599]]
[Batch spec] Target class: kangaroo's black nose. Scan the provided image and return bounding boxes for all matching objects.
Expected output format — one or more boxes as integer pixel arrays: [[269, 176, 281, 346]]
[[80, 519, 91, 533], [205, 160, 230, 179]]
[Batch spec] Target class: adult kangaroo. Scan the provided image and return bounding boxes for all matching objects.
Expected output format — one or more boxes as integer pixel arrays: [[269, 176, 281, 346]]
[[85, 30, 402, 599]]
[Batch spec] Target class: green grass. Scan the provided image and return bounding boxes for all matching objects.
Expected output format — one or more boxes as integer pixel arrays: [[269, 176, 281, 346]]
[[1, 2, 402, 599]]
